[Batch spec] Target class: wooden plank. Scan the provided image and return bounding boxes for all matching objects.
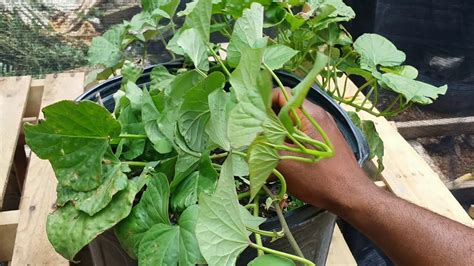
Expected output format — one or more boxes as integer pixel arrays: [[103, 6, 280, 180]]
[[11, 72, 85, 266], [0, 76, 31, 207], [396, 117, 474, 139], [340, 77, 473, 226], [327, 225, 357, 265], [24, 78, 44, 118], [0, 210, 20, 261]]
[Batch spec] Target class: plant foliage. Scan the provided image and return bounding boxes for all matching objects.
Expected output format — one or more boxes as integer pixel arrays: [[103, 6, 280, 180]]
[[25, 0, 447, 265]]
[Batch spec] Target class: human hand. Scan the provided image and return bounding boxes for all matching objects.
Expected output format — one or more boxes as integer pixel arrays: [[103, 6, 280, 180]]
[[272, 90, 371, 210]]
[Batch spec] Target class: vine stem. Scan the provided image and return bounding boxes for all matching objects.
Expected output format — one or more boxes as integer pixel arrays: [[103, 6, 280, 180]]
[[246, 226, 284, 238], [263, 63, 302, 128], [248, 242, 315, 266], [253, 195, 264, 256], [263, 186, 306, 260], [210, 152, 228, 159], [117, 134, 147, 139], [123, 161, 147, 167], [207, 43, 232, 77], [272, 169, 287, 200]]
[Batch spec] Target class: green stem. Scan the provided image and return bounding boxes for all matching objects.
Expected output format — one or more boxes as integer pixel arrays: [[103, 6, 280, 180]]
[[123, 161, 147, 167], [207, 43, 231, 77], [248, 243, 314, 266], [272, 169, 287, 199], [233, 151, 247, 158], [301, 107, 334, 152], [245, 203, 257, 210], [280, 156, 315, 163], [210, 152, 228, 159], [253, 195, 264, 256], [291, 133, 332, 155], [348, 79, 375, 103], [263, 63, 302, 128], [196, 68, 208, 78], [118, 134, 147, 139], [157, 30, 175, 60], [279, 52, 329, 133], [246, 227, 284, 238], [263, 186, 306, 260], [238, 191, 251, 200]]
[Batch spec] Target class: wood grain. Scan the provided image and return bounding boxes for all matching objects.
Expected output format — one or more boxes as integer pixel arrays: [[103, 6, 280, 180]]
[[0, 210, 20, 261], [11, 73, 85, 266], [327, 225, 357, 265], [0, 76, 31, 207], [396, 117, 474, 139], [339, 77, 472, 226]]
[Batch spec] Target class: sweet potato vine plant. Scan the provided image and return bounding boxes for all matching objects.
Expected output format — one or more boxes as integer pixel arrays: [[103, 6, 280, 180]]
[[24, 1, 447, 265]]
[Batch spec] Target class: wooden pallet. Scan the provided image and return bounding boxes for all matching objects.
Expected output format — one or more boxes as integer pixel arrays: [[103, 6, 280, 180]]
[[0, 72, 471, 265]]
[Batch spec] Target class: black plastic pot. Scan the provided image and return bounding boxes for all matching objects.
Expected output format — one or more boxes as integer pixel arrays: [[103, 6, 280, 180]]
[[76, 62, 369, 265]]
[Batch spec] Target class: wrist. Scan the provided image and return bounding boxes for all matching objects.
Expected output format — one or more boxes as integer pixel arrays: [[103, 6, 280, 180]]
[[321, 168, 379, 217]]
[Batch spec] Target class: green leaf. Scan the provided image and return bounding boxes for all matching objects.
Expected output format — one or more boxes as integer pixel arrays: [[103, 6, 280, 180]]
[[126, 12, 158, 41], [24, 101, 121, 191], [184, 0, 212, 41], [315, 23, 352, 46], [227, 45, 268, 149], [88, 25, 125, 68], [177, 28, 209, 71], [150, 65, 175, 92], [170, 154, 201, 191], [206, 89, 232, 151], [171, 154, 217, 212], [381, 73, 448, 104], [56, 156, 128, 216], [142, 89, 173, 153], [178, 72, 226, 152], [227, 3, 265, 67], [138, 205, 201, 266], [224, 0, 272, 17], [248, 135, 279, 199], [196, 157, 249, 266], [239, 205, 265, 233], [380, 65, 418, 79], [141, 0, 180, 18], [115, 173, 170, 258], [228, 97, 267, 149], [123, 81, 143, 111], [122, 60, 144, 83], [47, 178, 140, 261], [321, 0, 355, 19], [263, 44, 298, 70], [232, 153, 249, 177], [262, 111, 287, 145], [354, 34, 406, 71], [348, 112, 384, 171], [248, 254, 296, 266]]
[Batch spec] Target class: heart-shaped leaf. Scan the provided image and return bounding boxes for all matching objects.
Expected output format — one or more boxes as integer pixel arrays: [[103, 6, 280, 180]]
[[24, 100, 121, 191], [178, 71, 226, 152], [196, 157, 249, 266], [248, 254, 296, 266], [263, 44, 298, 70], [354, 33, 406, 71]]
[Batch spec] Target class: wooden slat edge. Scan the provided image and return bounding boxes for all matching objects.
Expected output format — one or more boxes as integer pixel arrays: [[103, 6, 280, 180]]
[[0, 210, 20, 262], [0, 76, 31, 206], [396, 116, 474, 139], [24, 78, 45, 118]]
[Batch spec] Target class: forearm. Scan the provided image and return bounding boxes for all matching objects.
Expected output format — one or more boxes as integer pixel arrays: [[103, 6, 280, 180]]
[[328, 176, 474, 265]]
